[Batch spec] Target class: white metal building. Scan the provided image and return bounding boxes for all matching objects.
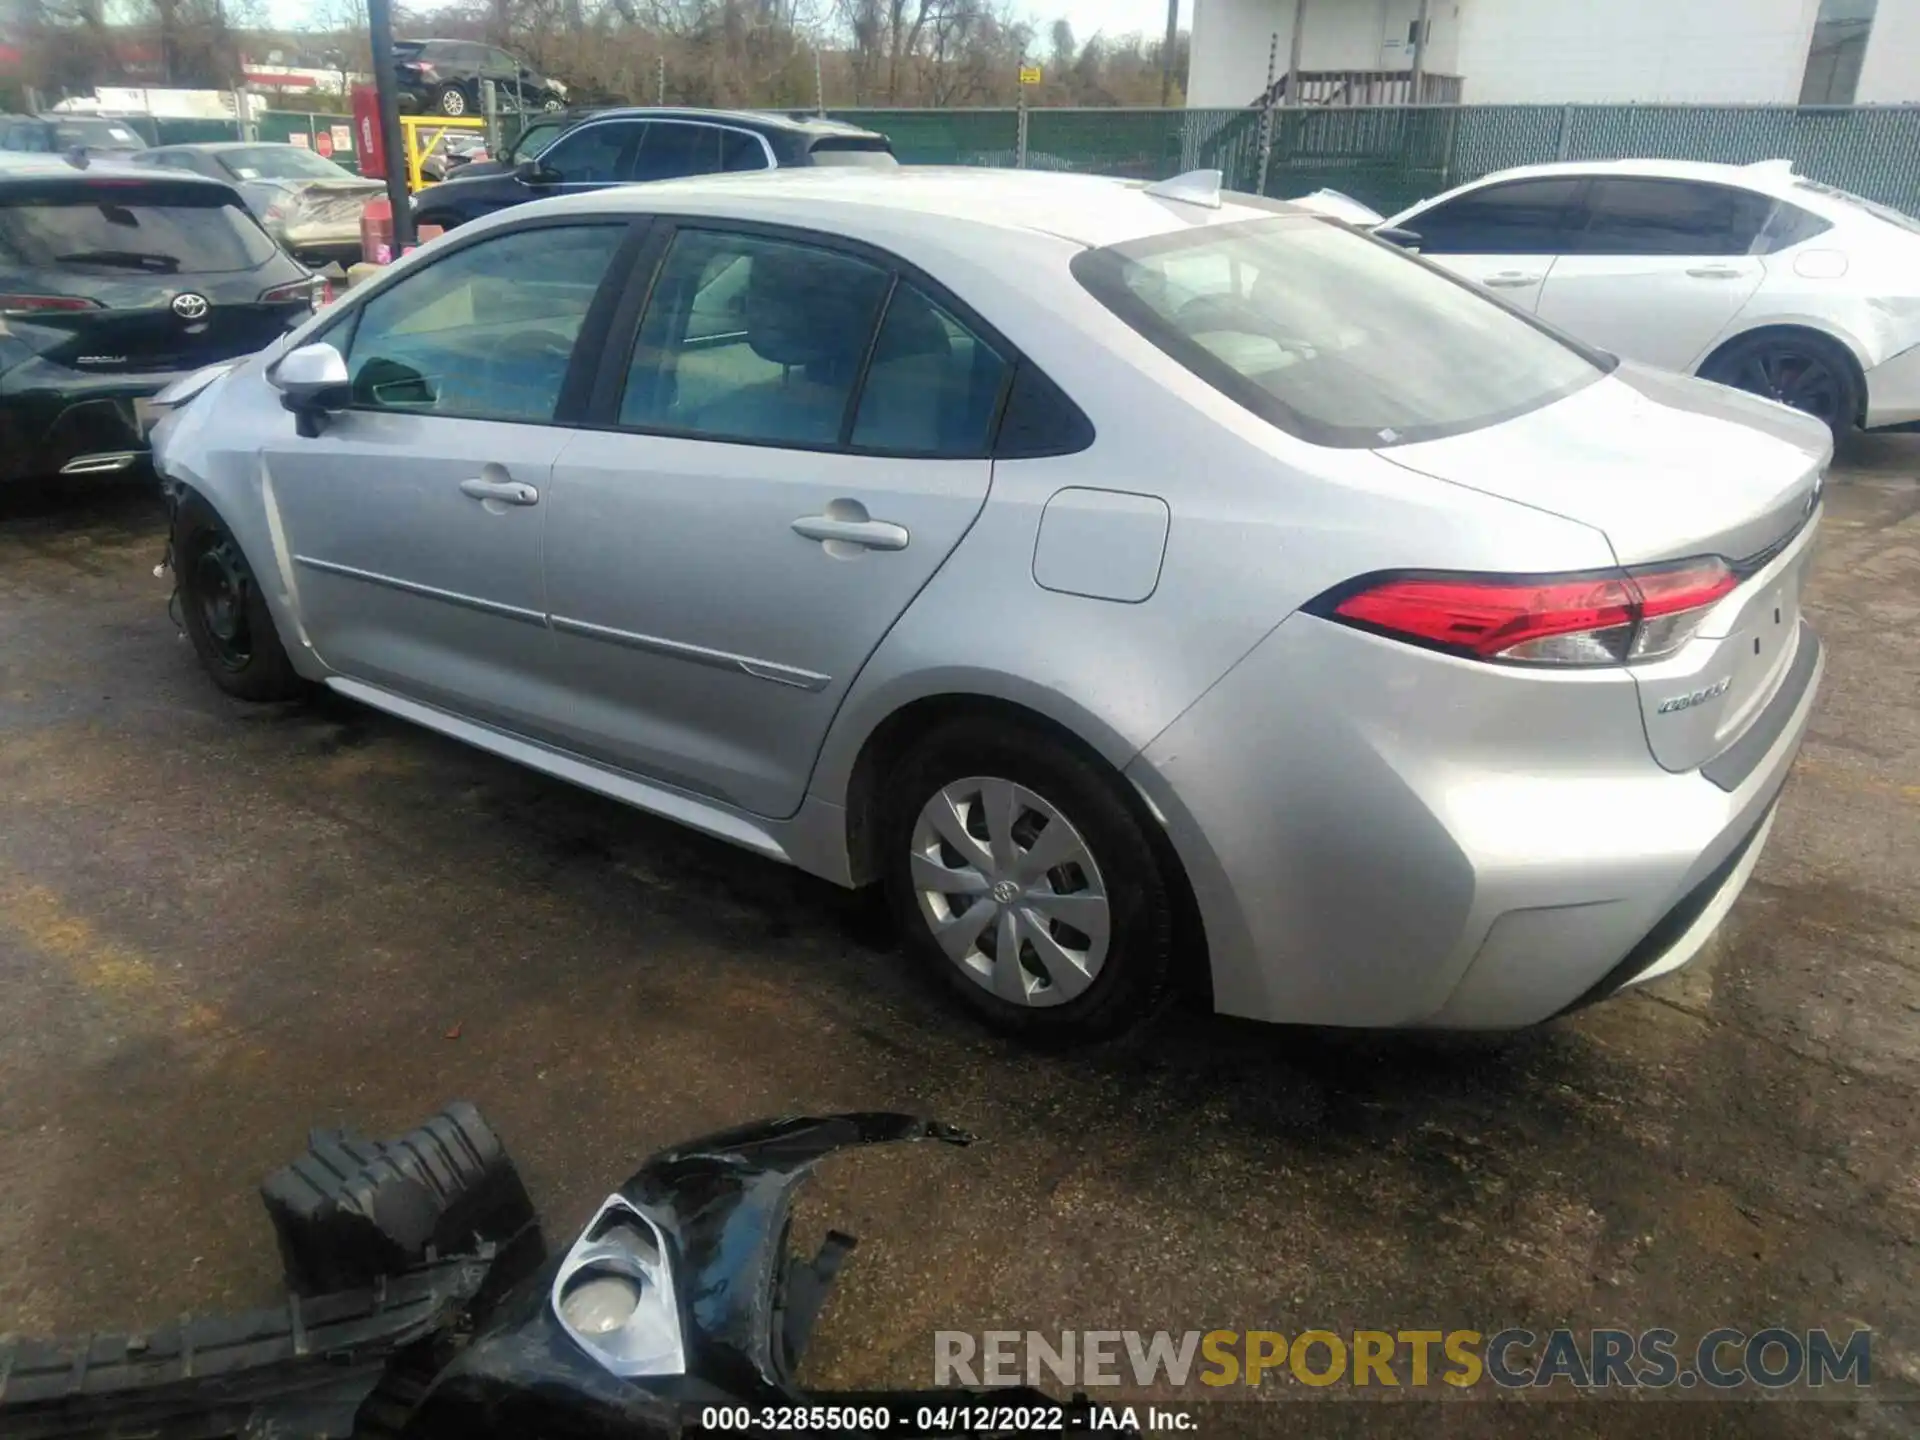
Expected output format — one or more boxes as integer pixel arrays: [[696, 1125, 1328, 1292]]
[[1187, 0, 1918, 107]]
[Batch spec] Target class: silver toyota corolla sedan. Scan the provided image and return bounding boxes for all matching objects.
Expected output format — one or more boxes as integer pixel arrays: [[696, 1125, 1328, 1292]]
[[149, 167, 1827, 1042]]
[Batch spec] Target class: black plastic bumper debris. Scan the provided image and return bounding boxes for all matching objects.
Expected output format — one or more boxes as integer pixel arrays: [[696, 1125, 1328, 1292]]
[[0, 1253, 491, 1440], [260, 1100, 541, 1296]]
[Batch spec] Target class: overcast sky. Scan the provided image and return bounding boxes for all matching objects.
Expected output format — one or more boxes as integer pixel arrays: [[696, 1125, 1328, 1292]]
[[267, 0, 1184, 47], [1047, 0, 1179, 43]]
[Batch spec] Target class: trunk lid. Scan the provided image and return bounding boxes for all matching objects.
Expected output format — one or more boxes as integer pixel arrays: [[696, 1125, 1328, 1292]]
[[14, 286, 306, 373], [1379, 362, 1829, 775], [1377, 362, 1829, 566], [285, 180, 382, 226]]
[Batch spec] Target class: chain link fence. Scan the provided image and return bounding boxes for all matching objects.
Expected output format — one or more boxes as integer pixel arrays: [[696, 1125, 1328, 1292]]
[[822, 103, 1920, 219], [147, 103, 1920, 218]]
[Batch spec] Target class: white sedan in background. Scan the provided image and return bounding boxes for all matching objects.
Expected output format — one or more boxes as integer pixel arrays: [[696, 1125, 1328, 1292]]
[[1372, 158, 1920, 438]]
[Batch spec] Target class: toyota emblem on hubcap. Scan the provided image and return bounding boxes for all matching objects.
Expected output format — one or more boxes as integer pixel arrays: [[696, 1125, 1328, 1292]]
[[171, 292, 210, 320], [991, 879, 1020, 905]]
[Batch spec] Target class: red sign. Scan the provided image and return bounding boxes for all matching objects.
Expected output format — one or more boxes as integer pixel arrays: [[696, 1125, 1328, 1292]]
[[314, 129, 334, 158], [351, 85, 387, 179]]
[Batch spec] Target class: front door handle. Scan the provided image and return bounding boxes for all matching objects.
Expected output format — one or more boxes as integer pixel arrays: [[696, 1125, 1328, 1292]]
[[792, 513, 909, 551], [1685, 264, 1747, 279], [460, 476, 540, 506], [1481, 271, 1542, 288]]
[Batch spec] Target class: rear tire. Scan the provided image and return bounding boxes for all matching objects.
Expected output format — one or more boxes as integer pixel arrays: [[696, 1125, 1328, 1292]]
[[173, 495, 305, 703], [436, 83, 469, 116], [1699, 330, 1860, 442], [880, 719, 1177, 1043]]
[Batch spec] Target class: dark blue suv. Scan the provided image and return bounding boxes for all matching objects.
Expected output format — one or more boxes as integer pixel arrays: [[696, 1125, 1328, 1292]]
[[410, 108, 895, 232]]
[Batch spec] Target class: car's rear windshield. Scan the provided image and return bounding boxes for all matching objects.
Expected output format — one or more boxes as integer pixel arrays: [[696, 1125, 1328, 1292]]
[[1072, 214, 1608, 449], [217, 145, 356, 182], [53, 117, 145, 150], [805, 137, 898, 168], [0, 181, 279, 274]]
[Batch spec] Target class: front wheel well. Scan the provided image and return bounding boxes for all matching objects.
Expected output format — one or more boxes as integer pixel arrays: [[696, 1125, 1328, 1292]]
[[1699, 324, 1868, 427], [841, 693, 1211, 1002]]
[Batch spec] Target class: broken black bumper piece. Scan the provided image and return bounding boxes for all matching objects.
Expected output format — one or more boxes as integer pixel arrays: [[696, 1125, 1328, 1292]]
[[0, 1109, 1133, 1439]]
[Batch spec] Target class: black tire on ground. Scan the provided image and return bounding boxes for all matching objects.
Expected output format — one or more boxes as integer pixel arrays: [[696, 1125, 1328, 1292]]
[[436, 82, 469, 116], [173, 493, 306, 703], [1699, 329, 1861, 442], [880, 718, 1178, 1043]]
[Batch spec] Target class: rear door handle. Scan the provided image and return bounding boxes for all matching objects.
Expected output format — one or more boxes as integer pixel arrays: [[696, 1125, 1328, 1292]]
[[1685, 264, 1747, 279], [460, 477, 540, 506], [1481, 271, 1542, 288], [792, 513, 909, 551]]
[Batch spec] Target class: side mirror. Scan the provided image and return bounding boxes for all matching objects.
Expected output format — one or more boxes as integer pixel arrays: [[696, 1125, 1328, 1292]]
[[272, 341, 350, 437], [514, 158, 556, 185], [1372, 225, 1423, 250]]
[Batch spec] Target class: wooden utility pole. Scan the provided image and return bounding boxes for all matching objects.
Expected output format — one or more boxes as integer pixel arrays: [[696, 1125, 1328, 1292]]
[[1159, 0, 1179, 106], [368, 0, 413, 251]]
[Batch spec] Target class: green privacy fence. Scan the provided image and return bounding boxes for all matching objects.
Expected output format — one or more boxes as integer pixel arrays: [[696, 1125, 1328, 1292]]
[[823, 103, 1920, 219], [135, 103, 1920, 219]]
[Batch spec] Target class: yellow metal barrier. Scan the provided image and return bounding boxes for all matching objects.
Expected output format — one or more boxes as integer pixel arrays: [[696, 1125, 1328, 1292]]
[[399, 114, 487, 193]]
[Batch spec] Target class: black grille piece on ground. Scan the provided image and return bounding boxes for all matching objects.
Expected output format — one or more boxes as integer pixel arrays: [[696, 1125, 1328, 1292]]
[[0, 1254, 492, 1440]]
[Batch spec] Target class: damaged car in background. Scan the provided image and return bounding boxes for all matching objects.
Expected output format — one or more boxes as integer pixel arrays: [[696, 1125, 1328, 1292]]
[[0, 1106, 1126, 1438], [132, 142, 385, 270]]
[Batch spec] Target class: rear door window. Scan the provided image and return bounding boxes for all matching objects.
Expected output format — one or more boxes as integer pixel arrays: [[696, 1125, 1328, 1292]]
[[721, 130, 770, 171], [0, 182, 278, 273], [619, 228, 891, 446], [631, 123, 720, 181], [1573, 178, 1775, 256], [1405, 178, 1585, 255]]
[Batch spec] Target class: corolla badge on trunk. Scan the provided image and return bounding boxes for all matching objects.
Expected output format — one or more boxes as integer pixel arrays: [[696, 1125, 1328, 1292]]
[[1657, 676, 1732, 714], [171, 292, 210, 320]]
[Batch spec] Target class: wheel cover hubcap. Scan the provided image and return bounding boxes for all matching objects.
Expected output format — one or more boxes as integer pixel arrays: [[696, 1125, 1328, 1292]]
[[909, 776, 1110, 1008]]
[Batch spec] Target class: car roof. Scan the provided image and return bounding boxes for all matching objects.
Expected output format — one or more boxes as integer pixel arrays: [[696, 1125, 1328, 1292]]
[[144, 140, 306, 153], [1447, 156, 1810, 200], [524, 166, 1297, 249], [0, 153, 235, 188], [548, 106, 887, 140]]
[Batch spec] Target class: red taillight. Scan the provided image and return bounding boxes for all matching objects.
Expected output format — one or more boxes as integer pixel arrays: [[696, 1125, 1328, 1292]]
[[260, 277, 319, 308], [0, 293, 101, 313], [1314, 558, 1738, 667]]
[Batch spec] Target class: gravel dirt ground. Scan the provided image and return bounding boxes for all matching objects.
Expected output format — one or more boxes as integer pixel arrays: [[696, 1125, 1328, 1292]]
[[0, 437, 1916, 1439]]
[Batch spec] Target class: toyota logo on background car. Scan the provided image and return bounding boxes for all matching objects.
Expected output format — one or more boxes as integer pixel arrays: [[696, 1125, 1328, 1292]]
[[171, 293, 210, 320]]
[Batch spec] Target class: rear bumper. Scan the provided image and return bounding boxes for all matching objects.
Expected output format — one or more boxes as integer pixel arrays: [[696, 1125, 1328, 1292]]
[[1864, 341, 1920, 430], [0, 366, 188, 483], [280, 218, 367, 267], [1126, 610, 1824, 1030]]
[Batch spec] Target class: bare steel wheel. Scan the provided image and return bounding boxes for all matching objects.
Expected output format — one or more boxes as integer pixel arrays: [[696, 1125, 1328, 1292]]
[[910, 777, 1111, 1007], [173, 492, 305, 703], [883, 719, 1179, 1042]]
